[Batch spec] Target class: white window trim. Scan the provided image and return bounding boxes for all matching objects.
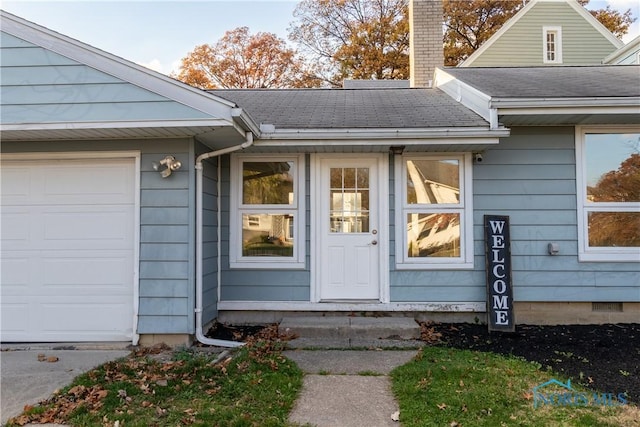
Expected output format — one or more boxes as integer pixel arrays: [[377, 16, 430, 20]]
[[394, 153, 474, 270], [543, 26, 563, 64], [229, 153, 306, 269], [575, 126, 640, 262]]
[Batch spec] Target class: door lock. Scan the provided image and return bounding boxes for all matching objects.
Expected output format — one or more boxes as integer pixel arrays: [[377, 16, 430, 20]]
[[371, 240, 378, 245]]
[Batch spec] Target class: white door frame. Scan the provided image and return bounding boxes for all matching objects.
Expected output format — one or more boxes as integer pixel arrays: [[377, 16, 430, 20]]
[[310, 153, 389, 303], [1, 151, 141, 344]]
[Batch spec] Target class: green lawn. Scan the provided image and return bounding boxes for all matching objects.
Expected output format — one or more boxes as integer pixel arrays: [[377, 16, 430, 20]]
[[7, 340, 303, 427], [391, 346, 639, 427]]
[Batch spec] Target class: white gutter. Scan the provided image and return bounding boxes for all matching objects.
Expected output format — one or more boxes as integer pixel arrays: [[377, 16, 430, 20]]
[[194, 131, 254, 348]]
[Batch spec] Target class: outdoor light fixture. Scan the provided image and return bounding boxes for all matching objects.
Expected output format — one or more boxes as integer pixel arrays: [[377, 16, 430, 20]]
[[390, 145, 405, 155], [152, 155, 182, 178]]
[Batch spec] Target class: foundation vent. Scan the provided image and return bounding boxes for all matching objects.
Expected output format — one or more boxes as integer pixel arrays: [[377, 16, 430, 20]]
[[592, 302, 623, 312]]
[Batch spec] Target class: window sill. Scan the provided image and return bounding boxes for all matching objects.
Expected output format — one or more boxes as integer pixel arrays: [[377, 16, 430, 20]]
[[230, 261, 306, 270], [578, 252, 640, 263], [395, 262, 474, 270]]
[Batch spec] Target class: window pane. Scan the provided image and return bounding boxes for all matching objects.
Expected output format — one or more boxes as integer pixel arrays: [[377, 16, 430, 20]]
[[585, 133, 640, 203], [242, 214, 294, 256], [242, 161, 294, 204], [406, 159, 460, 205], [588, 211, 640, 247], [407, 213, 461, 257], [329, 167, 369, 233]]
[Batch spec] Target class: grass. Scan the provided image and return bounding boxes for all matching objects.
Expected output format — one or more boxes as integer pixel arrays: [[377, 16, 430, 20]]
[[7, 336, 638, 427], [7, 339, 303, 427], [391, 346, 639, 427]]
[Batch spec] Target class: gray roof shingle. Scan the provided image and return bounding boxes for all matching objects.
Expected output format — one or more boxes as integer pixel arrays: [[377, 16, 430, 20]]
[[210, 88, 489, 129], [442, 65, 640, 98]]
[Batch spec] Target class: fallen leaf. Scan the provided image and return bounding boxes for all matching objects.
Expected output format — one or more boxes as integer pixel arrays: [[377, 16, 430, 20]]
[[522, 391, 533, 401], [47, 356, 59, 363], [37, 353, 46, 362], [437, 403, 447, 410], [391, 410, 400, 422], [510, 415, 518, 420], [156, 379, 168, 387], [450, 422, 459, 427]]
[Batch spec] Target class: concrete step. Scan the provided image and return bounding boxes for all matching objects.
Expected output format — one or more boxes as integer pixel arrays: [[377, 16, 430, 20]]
[[279, 316, 421, 341]]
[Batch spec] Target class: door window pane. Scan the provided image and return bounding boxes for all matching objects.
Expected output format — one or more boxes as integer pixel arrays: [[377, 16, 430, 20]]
[[242, 161, 294, 205], [406, 159, 460, 205], [407, 213, 461, 257], [242, 214, 294, 256], [329, 167, 369, 233]]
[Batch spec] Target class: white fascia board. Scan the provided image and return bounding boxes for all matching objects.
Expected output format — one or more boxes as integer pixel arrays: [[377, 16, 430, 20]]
[[603, 35, 640, 64], [0, 118, 231, 132], [0, 11, 246, 125], [492, 97, 640, 115], [255, 128, 509, 144], [565, 0, 624, 48], [434, 68, 493, 123]]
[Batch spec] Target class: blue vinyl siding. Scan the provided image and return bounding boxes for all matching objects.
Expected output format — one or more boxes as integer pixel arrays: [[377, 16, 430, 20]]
[[199, 142, 219, 324], [1, 139, 196, 334], [0, 32, 212, 125]]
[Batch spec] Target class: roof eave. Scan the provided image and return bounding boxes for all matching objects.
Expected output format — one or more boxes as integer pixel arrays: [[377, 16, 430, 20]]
[[255, 127, 509, 144]]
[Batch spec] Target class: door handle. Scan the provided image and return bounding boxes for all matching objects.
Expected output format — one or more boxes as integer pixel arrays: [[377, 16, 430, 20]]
[[371, 240, 378, 245]]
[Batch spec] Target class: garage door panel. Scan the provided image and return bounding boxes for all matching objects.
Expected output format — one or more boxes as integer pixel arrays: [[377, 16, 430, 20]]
[[0, 209, 31, 242], [1, 157, 136, 342], [42, 253, 132, 291], [0, 301, 29, 334], [40, 299, 132, 333], [43, 208, 133, 245], [0, 167, 30, 200]]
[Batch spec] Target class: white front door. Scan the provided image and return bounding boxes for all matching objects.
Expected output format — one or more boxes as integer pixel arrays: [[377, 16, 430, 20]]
[[316, 155, 384, 301]]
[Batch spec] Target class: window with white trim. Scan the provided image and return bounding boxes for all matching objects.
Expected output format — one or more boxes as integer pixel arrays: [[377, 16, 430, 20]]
[[230, 154, 305, 269], [395, 154, 474, 269], [576, 127, 640, 262], [543, 26, 562, 64]]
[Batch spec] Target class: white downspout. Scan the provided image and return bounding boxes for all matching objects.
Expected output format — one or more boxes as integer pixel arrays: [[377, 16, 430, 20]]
[[195, 131, 253, 347]]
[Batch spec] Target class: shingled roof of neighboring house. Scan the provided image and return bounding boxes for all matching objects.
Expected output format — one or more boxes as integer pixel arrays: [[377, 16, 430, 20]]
[[441, 65, 640, 98], [210, 88, 489, 129]]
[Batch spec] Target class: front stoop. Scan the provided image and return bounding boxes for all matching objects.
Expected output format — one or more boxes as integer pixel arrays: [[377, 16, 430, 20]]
[[280, 316, 422, 348]]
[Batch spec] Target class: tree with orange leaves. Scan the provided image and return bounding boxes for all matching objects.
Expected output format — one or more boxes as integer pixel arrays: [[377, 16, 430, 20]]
[[174, 26, 319, 89]]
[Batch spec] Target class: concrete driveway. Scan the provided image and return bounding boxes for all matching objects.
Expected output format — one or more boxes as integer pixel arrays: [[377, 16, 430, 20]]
[[1, 345, 130, 425]]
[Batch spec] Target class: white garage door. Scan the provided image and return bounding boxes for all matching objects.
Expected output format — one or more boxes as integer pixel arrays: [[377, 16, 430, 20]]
[[1, 156, 136, 342]]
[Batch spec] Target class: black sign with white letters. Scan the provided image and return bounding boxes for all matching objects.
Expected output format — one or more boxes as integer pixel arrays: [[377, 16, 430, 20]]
[[484, 215, 515, 332]]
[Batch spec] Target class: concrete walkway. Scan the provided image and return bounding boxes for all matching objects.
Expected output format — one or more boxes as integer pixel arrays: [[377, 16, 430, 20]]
[[284, 349, 418, 427], [1, 346, 130, 426]]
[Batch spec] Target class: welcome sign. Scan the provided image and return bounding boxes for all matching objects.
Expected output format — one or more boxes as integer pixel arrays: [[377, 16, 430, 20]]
[[484, 215, 515, 332]]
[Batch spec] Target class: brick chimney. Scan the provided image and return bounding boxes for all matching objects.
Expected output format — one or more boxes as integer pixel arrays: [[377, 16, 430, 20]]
[[409, 0, 443, 88]]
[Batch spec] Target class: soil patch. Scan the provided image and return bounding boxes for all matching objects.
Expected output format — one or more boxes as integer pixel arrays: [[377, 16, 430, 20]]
[[430, 323, 640, 404]]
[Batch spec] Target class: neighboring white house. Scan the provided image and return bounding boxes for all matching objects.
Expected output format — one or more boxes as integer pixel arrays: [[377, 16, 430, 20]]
[[460, 0, 623, 67]]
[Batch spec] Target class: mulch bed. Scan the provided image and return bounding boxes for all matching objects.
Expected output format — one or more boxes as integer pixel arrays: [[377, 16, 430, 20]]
[[429, 323, 640, 404]]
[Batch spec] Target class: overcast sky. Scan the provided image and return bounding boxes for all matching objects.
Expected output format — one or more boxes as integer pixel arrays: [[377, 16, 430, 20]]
[[2, 0, 638, 76]]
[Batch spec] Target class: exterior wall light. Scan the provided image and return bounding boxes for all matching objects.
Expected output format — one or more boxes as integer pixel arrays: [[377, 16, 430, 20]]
[[152, 155, 182, 178]]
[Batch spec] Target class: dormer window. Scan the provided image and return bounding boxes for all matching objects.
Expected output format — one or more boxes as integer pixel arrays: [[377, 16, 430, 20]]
[[543, 26, 562, 64]]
